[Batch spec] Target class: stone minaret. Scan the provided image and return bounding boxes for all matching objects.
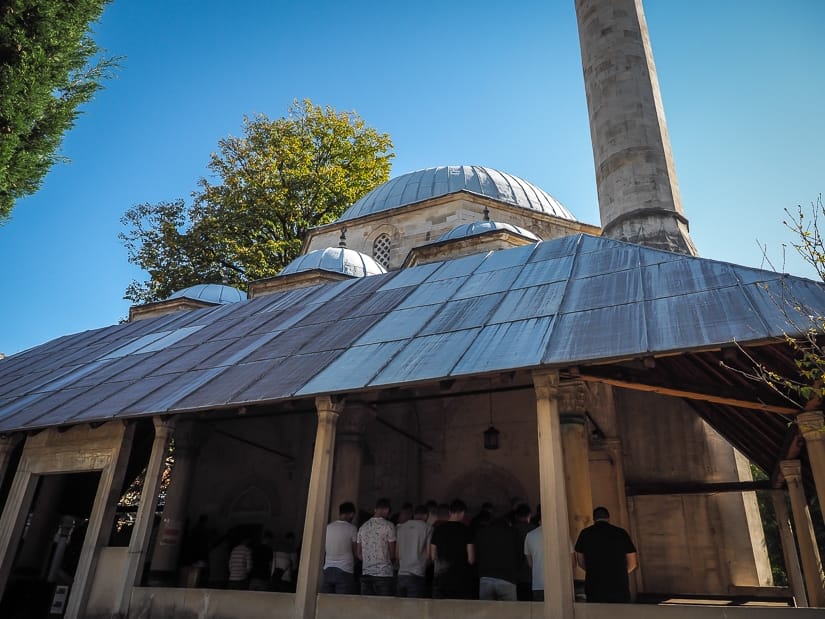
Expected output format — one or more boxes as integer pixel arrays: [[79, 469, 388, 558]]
[[574, 0, 697, 255]]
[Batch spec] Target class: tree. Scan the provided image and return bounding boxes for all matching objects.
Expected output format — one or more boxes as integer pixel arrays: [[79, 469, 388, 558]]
[[0, 0, 118, 222], [120, 100, 394, 304]]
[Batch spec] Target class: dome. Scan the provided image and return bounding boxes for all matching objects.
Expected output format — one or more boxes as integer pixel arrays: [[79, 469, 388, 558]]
[[167, 284, 245, 304], [337, 165, 575, 222], [438, 220, 541, 243], [279, 247, 387, 277]]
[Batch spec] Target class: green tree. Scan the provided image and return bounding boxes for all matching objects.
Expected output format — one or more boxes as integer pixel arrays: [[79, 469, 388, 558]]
[[120, 100, 393, 304], [0, 0, 118, 222]]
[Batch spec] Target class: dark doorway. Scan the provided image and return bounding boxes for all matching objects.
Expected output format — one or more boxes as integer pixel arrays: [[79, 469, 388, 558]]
[[0, 471, 100, 619]]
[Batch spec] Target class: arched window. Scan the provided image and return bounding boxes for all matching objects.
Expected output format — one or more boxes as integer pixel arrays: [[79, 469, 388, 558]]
[[372, 233, 391, 268]]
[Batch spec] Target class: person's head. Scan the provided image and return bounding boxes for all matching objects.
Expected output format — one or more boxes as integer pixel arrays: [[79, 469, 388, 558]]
[[414, 505, 429, 521], [514, 503, 532, 523], [593, 506, 610, 522], [339, 501, 356, 521], [374, 497, 391, 518], [476, 510, 493, 527], [398, 502, 414, 524], [449, 499, 467, 520]]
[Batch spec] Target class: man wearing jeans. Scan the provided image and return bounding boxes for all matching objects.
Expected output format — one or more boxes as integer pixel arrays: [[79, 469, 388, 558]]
[[322, 502, 358, 594], [356, 498, 396, 596], [396, 504, 432, 597]]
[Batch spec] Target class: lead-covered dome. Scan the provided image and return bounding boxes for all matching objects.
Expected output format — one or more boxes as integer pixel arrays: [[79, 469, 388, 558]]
[[280, 247, 387, 277], [438, 220, 541, 242], [167, 284, 245, 304], [337, 165, 574, 222]]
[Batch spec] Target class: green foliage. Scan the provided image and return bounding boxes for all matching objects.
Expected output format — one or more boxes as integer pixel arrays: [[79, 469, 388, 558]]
[[0, 0, 118, 222], [120, 100, 393, 304]]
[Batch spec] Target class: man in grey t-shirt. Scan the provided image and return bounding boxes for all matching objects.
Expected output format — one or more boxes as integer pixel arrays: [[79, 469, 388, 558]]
[[396, 505, 432, 597], [322, 502, 358, 594]]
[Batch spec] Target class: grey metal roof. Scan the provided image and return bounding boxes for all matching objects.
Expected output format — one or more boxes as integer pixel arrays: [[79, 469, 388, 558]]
[[279, 247, 387, 277], [167, 284, 245, 304], [0, 233, 822, 433], [337, 166, 575, 222], [437, 220, 541, 242]]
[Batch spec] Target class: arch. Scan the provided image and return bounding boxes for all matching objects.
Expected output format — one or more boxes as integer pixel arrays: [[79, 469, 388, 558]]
[[444, 464, 530, 515]]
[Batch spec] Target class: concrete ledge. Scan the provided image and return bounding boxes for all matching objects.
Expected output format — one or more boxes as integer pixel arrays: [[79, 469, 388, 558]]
[[128, 588, 819, 619]]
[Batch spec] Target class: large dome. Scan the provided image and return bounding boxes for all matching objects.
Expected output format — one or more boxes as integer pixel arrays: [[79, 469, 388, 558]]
[[337, 165, 575, 222]]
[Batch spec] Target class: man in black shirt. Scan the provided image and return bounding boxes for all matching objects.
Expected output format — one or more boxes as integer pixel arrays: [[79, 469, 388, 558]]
[[574, 507, 637, 603], [429, 499, 474, 599]]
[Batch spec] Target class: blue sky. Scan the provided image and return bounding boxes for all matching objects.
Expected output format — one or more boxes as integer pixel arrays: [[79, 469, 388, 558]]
[[1, 0, 823, 356]]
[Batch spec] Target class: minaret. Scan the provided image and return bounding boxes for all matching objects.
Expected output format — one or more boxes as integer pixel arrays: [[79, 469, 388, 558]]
[[574, 0, 697, 255]]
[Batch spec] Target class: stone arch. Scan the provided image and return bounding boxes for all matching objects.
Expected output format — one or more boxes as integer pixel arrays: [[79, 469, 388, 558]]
[[226, 484, 274, 526], [444, 463, 530, 515]]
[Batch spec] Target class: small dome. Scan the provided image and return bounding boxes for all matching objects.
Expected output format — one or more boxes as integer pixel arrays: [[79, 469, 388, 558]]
[[167, 284, 245, 304], [337, 165, 574, 222], [280, 247, 387, 277], [438, 220, 541, 243]]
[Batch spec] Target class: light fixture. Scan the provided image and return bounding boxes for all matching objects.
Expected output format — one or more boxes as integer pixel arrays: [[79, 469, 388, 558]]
[[483, 390, 499, 450]]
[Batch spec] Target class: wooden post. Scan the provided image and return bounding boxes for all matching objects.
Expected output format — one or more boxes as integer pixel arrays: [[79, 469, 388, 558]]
[[780, 460, 825, 606], [113, 417, 175, 618], [798, 411, 825, 525], [772, 490, 808, 607], [294, 395, 345, 619], [533, 370, 575, 619]]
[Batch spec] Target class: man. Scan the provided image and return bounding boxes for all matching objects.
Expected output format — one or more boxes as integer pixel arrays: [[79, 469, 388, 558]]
[[396, 504, 432, 598], [356, 497, 396, 596], [322, 502, 358, 594], [249, 530, 274, 590], [227, 535, 253, 589], [429, 498, 474, 599], [574, 506, 638, 603], [524, 507, 544, 601], [512, 503, 536, 600], [475, 512, 520, 601]]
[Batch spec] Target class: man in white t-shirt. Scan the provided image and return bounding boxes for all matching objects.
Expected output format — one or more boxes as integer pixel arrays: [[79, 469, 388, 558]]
[[524, 507, 544, 601], [356, 497, 396, 596], [396, 504, 432, 597], [322, 502, 358, 594]]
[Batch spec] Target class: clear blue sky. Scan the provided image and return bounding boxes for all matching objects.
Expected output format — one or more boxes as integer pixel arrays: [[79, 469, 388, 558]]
[[1, 0, 823, 356]]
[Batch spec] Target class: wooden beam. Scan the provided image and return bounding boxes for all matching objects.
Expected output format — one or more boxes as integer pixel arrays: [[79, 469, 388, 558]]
[[577, 372, 799, 415]]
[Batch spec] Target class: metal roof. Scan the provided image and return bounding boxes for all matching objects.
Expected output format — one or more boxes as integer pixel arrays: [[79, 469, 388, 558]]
[[0, 233, 822, 436], [337, 166, 575, 222]]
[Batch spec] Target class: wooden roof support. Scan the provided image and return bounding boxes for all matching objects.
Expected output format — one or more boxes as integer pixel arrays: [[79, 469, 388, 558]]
[[576, 372, 799, 415]]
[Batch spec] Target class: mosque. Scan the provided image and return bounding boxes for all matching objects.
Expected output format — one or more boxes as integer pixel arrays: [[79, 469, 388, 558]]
[[0, 1, 824, 619]]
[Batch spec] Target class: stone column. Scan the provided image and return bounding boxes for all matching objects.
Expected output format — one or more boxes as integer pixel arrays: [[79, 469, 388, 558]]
[[559, 380, 592, 584], [780, 460, 825, 606], [574, 0, 696, 255], [0, 434, 22, 497], [295, 396, 345, 619], [114, 418, 175, 618], [149, 420, 207, 580], [772, 490, 808, 607], [533, 370, 575, 619], [798, 411, 825, 521], [0, 454, 38, 600], [329, 403, 374, 520]]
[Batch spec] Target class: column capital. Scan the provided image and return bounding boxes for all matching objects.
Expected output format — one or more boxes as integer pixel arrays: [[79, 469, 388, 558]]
[[797, 411, 825, 443], [558, 380, 587, 418], [532, 369, 560, 401], [780, 459, 803, 483], [315, 395, 346, 418], [152, 417, 176, 440]]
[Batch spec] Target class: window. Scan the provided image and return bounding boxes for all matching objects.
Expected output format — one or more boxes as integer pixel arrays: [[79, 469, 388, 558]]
[[372, 233, 391, 268]]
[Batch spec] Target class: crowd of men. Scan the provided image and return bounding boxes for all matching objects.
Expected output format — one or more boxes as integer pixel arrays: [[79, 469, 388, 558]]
[[322, 498, 637, 603]]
